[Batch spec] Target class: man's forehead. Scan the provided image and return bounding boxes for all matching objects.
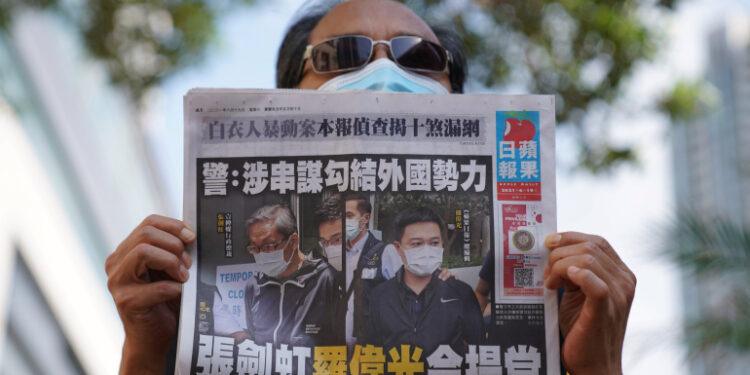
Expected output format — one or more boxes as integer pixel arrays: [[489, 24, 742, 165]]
[[319, 219, 342, 234], [320, 230, 342, 240], [345, 200, 361, 212], [309, 0, 438, 45], [249, 220, 280, 238], [402, 222, 441, 238]]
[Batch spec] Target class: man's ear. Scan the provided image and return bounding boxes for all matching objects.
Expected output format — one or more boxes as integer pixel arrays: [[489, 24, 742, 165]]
[[290, 232, 300, 250], [284, 233, 301, 263], [362, 213, 371, 226], [394, 242, 407, 265]]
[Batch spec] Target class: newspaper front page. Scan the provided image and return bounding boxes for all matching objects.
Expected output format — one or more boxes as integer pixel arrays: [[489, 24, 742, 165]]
[[177, 89, 559, 375]]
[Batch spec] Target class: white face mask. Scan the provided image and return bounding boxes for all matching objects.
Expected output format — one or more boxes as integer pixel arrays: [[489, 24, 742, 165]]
[[252, 239, 292, 277], [403, 245, 443, 277], [317, 58, 449, 94], [345, 219, 363, 241], [324, 245, 343, 271]]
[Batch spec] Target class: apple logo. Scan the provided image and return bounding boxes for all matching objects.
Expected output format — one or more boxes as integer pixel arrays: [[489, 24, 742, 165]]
[[504, 117, 536, 145]]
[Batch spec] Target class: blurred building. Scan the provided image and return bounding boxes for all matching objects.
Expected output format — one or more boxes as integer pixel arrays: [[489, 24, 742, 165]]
[[671, 11, 750, 375], [0, 7, 168, 375]]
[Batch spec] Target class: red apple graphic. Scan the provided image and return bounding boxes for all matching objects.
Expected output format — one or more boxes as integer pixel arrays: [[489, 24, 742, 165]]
[[504, 117, 536, 145]]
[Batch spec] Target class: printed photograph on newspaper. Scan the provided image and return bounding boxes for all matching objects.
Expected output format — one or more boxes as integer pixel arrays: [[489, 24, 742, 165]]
[[178, 89, 558, 375]]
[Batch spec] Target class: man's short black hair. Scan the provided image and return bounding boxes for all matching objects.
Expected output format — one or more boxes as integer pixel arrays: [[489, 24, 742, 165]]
[[393, 206, 446, 243], [344, 193, 372, 215], [315, 194, 342, 225], [275, 5, 467, 93]]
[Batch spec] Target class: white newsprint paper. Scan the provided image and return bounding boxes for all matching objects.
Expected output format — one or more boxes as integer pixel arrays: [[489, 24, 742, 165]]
[[177, 89, 559, 375]]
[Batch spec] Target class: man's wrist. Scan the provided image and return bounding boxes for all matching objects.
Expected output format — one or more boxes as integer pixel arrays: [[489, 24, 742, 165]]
[[120, 338, 169, 375]]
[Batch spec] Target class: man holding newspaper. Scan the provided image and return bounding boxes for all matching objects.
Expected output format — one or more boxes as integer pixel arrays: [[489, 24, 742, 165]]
[[105, 1, 636, 374]]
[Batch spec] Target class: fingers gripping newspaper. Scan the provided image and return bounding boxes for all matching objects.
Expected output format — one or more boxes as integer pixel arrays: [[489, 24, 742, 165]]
[[178, 89, 559, 375]]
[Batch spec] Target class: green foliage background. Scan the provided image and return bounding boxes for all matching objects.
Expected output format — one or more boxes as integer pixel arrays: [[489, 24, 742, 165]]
[[0, 0, 255, 100], [664, 215, 750, 356], [403, 0, 675, 172]]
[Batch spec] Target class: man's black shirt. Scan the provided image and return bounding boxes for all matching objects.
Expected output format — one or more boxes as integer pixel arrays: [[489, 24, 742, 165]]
[[365, 267, 483, 358]]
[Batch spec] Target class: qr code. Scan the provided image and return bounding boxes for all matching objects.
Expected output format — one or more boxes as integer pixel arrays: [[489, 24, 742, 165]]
[[514, 268, 534, 287]]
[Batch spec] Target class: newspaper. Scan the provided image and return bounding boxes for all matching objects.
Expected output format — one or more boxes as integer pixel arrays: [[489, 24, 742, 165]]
[[177, 89, 559, 375]]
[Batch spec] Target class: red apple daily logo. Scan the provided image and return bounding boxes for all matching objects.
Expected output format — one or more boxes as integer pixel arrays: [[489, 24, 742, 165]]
[[496, 111, 542, 201]]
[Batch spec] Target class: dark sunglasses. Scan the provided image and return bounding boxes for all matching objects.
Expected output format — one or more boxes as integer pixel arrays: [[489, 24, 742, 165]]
[[301, 35, 451, 75]]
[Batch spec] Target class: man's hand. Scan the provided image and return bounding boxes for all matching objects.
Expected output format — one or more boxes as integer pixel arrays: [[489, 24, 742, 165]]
[[105, 215, 195, 375], [438, 267, 456, 281], [543, 232, 636, 375]]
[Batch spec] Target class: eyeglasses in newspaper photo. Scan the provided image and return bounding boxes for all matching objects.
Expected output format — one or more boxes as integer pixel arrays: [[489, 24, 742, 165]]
[[302, 35, 451, 75], [246, 237, 289, 254], [318, 233, 343, 248]]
